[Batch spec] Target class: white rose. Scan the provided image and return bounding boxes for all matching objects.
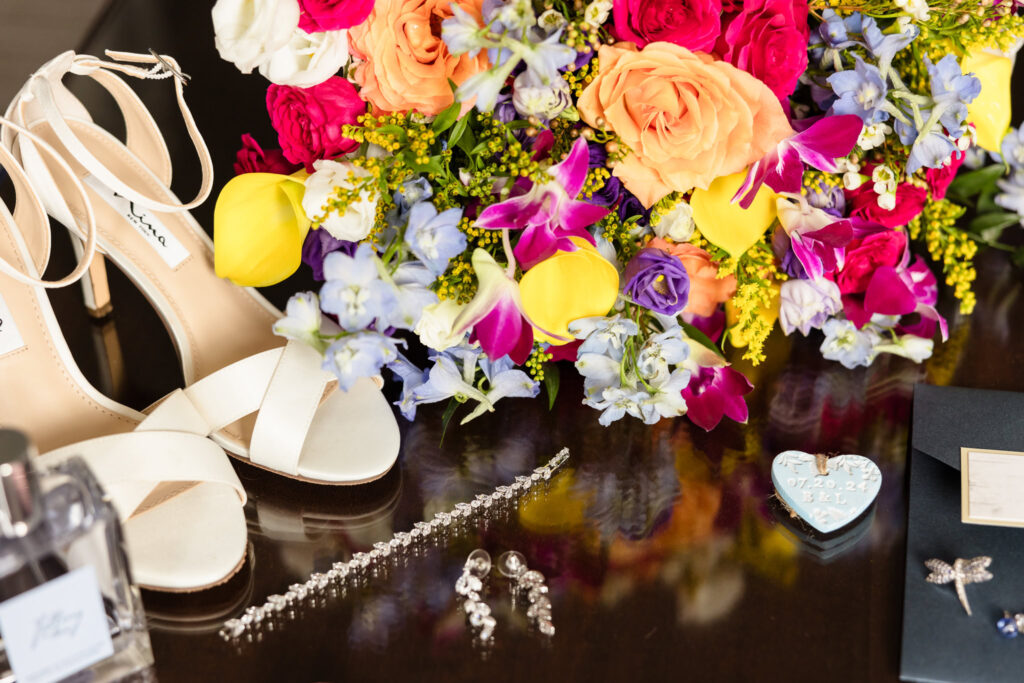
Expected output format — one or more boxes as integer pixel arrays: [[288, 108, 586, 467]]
[[653, 201, 695, 242], [302, 160, 378, 241], [211, 0, 299, 74], [258, 28, 350, 88], [415, 299, 468, 351]]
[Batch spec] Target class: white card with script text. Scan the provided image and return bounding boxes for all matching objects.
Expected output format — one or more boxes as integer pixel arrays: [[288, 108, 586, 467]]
[[0, 566, 114, 683], [961, 447, 1024, 527]]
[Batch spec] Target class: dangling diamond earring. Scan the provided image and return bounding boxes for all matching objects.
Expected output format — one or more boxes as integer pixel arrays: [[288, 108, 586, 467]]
[[497, 551, 555, 637], [457, 549, 496, 642]]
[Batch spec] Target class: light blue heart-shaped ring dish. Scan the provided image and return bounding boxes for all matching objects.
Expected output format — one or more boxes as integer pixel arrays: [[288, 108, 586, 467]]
[[771, 450, 882, 534]]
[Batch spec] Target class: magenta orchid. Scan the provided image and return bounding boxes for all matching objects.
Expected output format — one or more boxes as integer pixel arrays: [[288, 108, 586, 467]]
[[475, 137, 609, 270], [776, 196, 852, 280], [734, 115, 863, 208], [451, 249, 535, 364], [678, 340, 754, 431], [841, 244, 949, 342]]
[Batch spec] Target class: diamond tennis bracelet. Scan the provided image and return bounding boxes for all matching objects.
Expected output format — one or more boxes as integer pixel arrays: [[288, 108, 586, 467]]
[[219, 447, 570, 641]]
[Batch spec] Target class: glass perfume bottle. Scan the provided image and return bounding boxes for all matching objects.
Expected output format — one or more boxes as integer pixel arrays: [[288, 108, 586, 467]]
[[0, 429, 153, 683]]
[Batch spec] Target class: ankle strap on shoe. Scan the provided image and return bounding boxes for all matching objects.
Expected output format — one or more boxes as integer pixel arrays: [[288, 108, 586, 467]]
[[0, 117, 99, 288], [15, 50, 213, 213]]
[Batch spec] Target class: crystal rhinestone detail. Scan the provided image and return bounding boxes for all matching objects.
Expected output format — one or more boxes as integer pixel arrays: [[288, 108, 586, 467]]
[[219, 447, 570, 640]]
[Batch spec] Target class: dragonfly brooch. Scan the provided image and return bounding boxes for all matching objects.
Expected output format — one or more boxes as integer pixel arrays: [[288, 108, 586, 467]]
[[924, 556, 993, 616]]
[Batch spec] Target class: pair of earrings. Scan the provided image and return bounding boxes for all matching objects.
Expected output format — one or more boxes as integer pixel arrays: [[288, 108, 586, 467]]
[[455, 549, 554, 643]]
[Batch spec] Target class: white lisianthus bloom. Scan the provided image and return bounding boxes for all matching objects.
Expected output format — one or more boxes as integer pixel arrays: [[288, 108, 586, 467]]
[[857, 123, 892, 151], [584, 0, 613, 25], [211, 0, 299, 74], [652, 201, 695, 242], [302, 160, 378, 241], [537, 9, 567, 33], [415, 299, 468, 351], [258, 28, 350, 88]]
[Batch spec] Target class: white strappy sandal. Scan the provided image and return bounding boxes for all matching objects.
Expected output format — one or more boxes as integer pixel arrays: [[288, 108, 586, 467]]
[[0, 118, 248, 593], [3, 50, 400, 485]]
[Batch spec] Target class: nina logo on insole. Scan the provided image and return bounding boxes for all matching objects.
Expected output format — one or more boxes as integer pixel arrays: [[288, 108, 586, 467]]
[[83, 175, 190, 269], [0, 293, 26, 357]]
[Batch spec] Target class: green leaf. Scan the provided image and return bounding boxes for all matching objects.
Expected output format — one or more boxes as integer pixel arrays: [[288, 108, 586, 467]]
[[680, 321, 724, 357], [439, 398, 460, 445], [373, 124, 407, 141], [449, 113, 471, 149], [946, 165, 1004, 203], [1013, 246, 1024, 269], [542, 364, 560, 410], [968, 212, 1020, 242], [455, 127, 477, 157], [432, 101, 461, 134]]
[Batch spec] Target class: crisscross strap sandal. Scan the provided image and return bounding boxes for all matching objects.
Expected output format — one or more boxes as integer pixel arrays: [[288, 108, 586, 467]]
[[3, 50, 400, 484], [0, 119, 247, 592]]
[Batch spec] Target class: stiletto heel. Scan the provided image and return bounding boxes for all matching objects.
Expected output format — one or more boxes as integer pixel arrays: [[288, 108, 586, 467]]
[[69, 232, 112, 317]]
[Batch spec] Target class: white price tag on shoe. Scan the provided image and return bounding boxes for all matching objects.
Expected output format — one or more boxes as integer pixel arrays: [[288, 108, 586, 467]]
[[0, 566, 114, 683]]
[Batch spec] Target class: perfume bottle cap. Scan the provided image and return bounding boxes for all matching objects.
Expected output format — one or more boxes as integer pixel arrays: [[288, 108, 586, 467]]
[[0, 429, 42, 538]]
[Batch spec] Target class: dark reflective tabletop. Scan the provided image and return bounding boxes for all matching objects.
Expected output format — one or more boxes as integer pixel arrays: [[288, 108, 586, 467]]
[[24, 1, 1024, 680]]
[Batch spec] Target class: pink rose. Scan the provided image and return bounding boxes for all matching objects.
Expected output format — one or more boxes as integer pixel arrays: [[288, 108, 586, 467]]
[[298, 0, 374, 32], [847, 181, 927, 228], [611, 0, 722, 53], [233, 134, 301, 175], [722, 0, 809, 101], [266, 76, 365, 170], [925, 150, 965, 200], [836, 230, 908, 295]]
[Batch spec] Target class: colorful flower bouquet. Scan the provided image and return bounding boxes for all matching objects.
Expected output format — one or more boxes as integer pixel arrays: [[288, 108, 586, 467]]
[[210, 0, 1023, 429]]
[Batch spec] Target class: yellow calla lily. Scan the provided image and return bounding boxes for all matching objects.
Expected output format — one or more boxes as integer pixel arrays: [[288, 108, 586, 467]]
[[962, 47, 1016, 152], [214, 171, 311, 287], [691, 171, 778, 258], [725, 281, 780, 348], [519, 238, 620, 345]]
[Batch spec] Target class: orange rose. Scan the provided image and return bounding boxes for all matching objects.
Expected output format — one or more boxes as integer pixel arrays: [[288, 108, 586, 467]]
[[649, 238, 736, 317], [348, 0, 489, 115], [578, 42, 792, 208]]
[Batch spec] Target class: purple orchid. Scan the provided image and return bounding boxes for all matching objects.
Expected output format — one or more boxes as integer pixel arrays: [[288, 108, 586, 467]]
[[734, 115, 862, 209], [841, 246, 949, 342], [451, 249, 535, 364], [776, 196, 852, 280], [476, 137, 609, 270]]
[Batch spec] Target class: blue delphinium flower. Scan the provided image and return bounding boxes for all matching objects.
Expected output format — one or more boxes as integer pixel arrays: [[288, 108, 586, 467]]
[[828, 56, 889, 124], [819, 319, 879, 369], [404, 202, 467, 276], [388, 352, 429, 420], [906, 129, 957, 174], [322, 332, 401, 391], [995, 169, 1024, 217], [382, 262, 439, 332], [319, 243, 396, 331], [1001, 127, 1024, 169], [571, 315, 639, 359], [442, 3, 488, 58], [461, 355, 539, 422], [817, 10, 860, 48], [925, 55, 980, 137], [861, 16, 917, 69], [927, 55, 981, 106]]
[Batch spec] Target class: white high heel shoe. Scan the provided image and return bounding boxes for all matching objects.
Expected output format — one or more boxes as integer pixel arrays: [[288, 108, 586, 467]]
[[0, 118, 248, 593], [3, 50, 400, 485]]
